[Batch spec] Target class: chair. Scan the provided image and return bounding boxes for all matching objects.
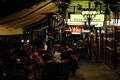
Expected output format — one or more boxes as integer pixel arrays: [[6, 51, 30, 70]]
[[44, 62, 68, 80]]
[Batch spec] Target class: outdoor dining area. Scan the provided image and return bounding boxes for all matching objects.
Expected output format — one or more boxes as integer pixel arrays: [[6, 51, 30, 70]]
[[0, 43, 78, 80]]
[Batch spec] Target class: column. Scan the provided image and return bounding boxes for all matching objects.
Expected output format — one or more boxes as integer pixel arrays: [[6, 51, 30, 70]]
[[59, 29, 62, 41], [30, 28, 33, 43], [45, 29, 48, 42], [88, 2, 91, 25], [65, 9, 68, 25], [95, 28, 97, 43], [99, 27, 102, 59]]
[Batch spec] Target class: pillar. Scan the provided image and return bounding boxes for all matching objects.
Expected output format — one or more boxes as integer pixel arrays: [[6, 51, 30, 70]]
[[30, 28, 33, 43], [59, 29, 62, 41], [45, 29, 48, 42]]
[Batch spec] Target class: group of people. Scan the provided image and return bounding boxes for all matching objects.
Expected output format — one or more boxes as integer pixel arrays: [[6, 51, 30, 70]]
[[0, 41, 79, 80], [0, 38, 99, 80], [77, 38, 99, 62], [42, 45, 79, 76]]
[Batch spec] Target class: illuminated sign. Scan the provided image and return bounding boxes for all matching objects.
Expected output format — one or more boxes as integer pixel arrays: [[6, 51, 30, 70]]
[[71, 26, 82, 34], [67, 19, 103, 27], [70, 26, 90, 34], [107, 19, 120, 25], [70, 14, 104, 22], [92, 15, 104, 22], [70, 14, 86, 22]]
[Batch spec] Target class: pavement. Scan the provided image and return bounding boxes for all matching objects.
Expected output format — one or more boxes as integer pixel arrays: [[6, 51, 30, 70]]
[[69, 59, 120, 80], [27, 58, 120, 80]]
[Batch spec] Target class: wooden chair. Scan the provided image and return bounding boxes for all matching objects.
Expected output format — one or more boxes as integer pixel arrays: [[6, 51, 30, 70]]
[[44, 62, 69, 80]]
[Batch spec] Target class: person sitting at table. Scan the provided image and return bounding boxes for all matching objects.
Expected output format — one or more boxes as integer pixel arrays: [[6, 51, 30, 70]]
[[1, 44, 17, 80], [71, 52, 78, 76], [17, 45, 27, 63], [31, 49, 44, 79], [61, 46, 73, 75], [42, 48, 53, 63], [53, 47, 61, 58], [65, 45, 73, 51]]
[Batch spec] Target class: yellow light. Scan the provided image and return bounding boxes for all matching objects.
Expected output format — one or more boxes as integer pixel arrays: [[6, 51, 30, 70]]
[[21, 40, 24, 42], [90, 32, 93, 35], [27, 40, 30, 43]]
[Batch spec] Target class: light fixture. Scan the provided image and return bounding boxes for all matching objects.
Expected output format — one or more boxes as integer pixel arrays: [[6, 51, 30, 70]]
[[21, 40, 24, 42], [53, 14, 62, 21], [81, 2, 98, 25], [90, 32, 95, 35], [82, 9, 97, 16], [27, 40, 30, 43], [77, 4, 82, 11]]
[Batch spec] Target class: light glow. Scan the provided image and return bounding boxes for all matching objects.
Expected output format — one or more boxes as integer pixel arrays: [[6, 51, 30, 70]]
[[21, 40, 24, 42]]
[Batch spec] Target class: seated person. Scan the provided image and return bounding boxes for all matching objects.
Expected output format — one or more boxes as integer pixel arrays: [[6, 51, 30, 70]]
[[54, 48, 61, 58], [1, 45, 18, 80], [43, 51, 53, 63]]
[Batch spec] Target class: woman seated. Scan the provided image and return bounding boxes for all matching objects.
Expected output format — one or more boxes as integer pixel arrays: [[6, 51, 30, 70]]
[[53, 47, 61, 58]]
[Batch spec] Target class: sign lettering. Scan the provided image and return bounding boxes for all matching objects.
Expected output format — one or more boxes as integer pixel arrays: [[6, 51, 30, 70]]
[[70, 14, 104, 22]]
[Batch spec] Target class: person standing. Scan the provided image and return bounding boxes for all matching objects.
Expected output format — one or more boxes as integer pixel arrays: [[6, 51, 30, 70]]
[[77, 39, 83, 59], [88, 39, 93, 59], [43, 41, 48, 52], [82, 38, 88, 58], [90, 40, 99, 62]]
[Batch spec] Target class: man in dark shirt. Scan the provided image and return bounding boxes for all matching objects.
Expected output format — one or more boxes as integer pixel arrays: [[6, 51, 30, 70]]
[[2, 45, 17, 80], [61, 50, 73, 74], [43, 51, 52, 62]]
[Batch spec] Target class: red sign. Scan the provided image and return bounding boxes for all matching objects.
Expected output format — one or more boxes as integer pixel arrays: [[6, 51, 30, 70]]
[[71, 26, 82, 33]]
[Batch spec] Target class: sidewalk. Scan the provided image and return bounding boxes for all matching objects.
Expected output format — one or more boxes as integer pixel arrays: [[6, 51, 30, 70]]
[[69, 59, 120, 80]]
